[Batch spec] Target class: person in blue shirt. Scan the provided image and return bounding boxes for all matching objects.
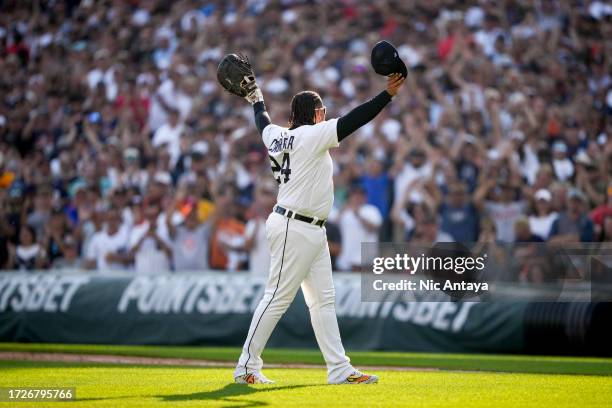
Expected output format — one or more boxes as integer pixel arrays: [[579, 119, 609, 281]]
[[549, 189, 594, 243], [437, 182, 480, 243], [360, 158, 391, 220]]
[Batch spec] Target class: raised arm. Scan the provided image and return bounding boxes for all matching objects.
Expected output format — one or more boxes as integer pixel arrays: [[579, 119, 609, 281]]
[[252, 101, 271, 135], [241, 73, 271, 136], [337, 73, 405, 142]]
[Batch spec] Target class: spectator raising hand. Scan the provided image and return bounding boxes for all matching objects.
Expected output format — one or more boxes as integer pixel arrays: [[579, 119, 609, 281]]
[[0, 0, 610, 275]]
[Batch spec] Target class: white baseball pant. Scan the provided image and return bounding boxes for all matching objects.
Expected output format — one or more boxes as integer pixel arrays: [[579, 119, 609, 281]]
[[234, 211, 354, 383]]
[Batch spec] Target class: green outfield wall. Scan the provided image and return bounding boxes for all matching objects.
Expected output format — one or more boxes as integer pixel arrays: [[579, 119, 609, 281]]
[[0, 271, 528, 353]]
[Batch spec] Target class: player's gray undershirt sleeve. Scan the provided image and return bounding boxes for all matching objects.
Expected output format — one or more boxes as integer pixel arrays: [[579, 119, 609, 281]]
[[253, 101, 271, 135], [336, 90, 393, 141]]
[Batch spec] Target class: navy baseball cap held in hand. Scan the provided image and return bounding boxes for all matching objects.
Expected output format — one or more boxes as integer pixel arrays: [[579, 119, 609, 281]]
[[371, 40, 407, 78]]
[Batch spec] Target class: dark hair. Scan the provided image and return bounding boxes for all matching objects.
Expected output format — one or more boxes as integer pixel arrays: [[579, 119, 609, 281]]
[[106, 206, 122, 217], [289, 91, 323, 129], [20, 225, 36, 240]]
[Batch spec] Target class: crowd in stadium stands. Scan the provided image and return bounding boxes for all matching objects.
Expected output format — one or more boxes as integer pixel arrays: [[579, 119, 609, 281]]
[[0, 0, 610, 275]]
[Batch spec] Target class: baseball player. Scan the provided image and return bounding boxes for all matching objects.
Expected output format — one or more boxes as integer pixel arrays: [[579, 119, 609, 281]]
[[222, 58, 405, 385]]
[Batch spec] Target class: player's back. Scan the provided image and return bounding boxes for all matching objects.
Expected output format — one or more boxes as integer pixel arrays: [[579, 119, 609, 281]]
[[262, 119, 339, 220]]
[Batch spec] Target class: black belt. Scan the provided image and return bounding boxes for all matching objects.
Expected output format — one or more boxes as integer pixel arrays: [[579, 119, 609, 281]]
[[274, 206, 326, 227]]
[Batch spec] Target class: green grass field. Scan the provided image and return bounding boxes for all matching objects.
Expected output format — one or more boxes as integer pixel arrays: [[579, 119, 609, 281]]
[[1, 343, 611, 407]]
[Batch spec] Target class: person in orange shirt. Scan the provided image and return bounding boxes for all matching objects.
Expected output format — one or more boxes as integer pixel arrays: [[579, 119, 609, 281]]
[[209, 184, 246, 271], [0, 171, 14, 189], [0, 152, 15, 189]]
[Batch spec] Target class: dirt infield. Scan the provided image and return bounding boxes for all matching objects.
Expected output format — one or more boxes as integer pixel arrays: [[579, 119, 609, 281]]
[[0, 351, 439, 372]]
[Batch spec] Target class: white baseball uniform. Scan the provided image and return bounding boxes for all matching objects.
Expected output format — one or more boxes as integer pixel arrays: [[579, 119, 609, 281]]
[[234, 118, 355, 383]]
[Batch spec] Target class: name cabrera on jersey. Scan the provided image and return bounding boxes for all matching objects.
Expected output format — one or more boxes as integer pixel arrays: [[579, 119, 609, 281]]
[[262, 118, 339, 220]]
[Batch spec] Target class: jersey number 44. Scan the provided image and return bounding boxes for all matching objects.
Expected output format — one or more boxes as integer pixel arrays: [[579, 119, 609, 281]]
[[269, 153, 291, 184]]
